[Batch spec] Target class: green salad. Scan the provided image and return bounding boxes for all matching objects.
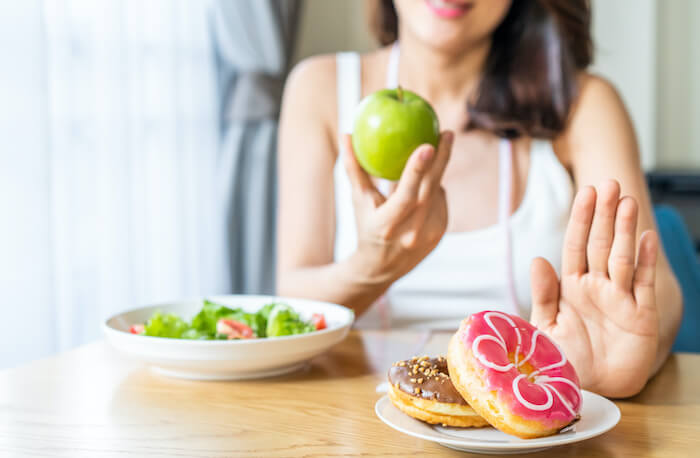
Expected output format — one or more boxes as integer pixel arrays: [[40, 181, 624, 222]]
[[129, 300, 327, 340]]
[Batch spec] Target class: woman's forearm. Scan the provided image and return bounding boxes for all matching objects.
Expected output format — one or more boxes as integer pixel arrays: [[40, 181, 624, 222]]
[[651, 268, 683, 376], [276, 251, 393, 316]]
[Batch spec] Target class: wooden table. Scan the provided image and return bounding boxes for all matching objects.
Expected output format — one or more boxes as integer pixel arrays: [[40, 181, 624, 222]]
[[1, 330, 699, 457]]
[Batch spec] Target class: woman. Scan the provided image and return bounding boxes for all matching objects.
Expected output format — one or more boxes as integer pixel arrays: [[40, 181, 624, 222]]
[[276, 0, 682, 397]]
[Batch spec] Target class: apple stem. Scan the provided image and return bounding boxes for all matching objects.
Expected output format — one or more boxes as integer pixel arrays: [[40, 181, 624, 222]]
[[397, 85, 404, 102]]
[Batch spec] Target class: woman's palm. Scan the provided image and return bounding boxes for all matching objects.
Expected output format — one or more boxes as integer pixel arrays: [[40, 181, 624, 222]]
[[530, 180, 659, 397]]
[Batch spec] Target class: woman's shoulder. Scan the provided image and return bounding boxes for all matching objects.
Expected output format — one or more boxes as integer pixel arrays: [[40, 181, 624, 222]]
[[285, 48, 388, 95], [563, 72, 627, 137], [282, 48, 389, 135], [287, 53, 337, 87], [576, 72, 626, 110], [283, 55, 338, 115], [553, 72, 632, 167], [279, 54, 345, 147]]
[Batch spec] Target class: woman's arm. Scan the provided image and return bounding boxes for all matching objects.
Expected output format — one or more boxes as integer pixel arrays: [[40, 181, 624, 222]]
[[276, 56, 388, 313], [554, 74, 683, 378], [276, 56, 453, 315]]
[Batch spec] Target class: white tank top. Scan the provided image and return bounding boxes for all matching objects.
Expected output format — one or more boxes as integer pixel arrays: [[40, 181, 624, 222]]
[[334, 45, 574, 330]]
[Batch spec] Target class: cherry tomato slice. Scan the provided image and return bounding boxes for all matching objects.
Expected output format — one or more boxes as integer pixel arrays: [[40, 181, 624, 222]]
[[217, 319, 255, 339], [311, 313, 327, 330]]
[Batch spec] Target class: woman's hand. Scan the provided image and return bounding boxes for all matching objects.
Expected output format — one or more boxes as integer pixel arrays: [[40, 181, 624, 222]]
[[342, 131, 454, 285], [529, 180, 659, 398]]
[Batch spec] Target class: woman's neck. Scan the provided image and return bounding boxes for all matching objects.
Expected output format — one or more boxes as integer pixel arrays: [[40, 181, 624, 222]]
[[395, 32, 491, 105]]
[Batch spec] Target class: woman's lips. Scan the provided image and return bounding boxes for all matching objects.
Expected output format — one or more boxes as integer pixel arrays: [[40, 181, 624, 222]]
[[424, 0, 473, 19]]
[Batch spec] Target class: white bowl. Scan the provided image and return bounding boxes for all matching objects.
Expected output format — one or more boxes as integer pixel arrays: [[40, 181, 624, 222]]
[[104, 295, 354, 380]]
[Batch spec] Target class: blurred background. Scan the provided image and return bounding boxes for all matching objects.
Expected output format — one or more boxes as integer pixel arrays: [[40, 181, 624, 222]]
[[1, 0, 698, 368]]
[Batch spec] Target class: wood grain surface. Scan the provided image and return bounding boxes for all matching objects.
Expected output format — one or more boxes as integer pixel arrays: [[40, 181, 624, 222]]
[[0, 330, 698, 457]]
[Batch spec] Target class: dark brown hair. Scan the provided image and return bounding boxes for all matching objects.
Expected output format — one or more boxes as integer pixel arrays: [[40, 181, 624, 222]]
[[366, 0, 592, 138]]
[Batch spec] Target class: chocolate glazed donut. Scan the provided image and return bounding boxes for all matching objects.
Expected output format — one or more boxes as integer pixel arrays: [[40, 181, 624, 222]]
[[387, 356, 489, 427]]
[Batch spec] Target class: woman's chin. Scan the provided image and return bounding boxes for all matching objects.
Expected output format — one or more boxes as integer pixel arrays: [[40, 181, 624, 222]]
[[411, 29, 486, 54], [396, 0, 511, 54]]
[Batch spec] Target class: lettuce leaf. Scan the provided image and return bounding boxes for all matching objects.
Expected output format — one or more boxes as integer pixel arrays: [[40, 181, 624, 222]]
[[190, 300, 238, 336], [143, 311, 189, 338], [266, 304, 315, 337], [192, 299, 268, 337], [257, 303, 276, 322], [138, 300, 316, 340]]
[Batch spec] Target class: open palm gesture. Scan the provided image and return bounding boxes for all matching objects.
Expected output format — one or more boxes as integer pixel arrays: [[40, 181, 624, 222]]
[[530, 180, 659, 397]]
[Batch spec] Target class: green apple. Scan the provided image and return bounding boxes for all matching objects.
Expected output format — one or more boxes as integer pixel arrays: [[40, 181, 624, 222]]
[[352, 87, 440, 181]]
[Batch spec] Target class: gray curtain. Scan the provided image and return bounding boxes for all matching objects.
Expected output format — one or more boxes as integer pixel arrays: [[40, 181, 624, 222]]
[[211, 0, 301, 294]]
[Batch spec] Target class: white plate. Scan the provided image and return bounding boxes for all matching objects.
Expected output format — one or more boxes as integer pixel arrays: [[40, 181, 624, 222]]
[[375, 390, 620, 454], [104, 295, 354, 380]]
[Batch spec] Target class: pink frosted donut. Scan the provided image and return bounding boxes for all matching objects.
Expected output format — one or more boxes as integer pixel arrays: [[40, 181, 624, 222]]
[[447, 311, 582, 438]]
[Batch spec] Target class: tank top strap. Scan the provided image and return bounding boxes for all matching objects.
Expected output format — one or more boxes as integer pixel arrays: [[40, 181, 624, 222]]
[[386, 42, 400, 88], [498, 138, 520, 316], [336, 52, 361, 136]]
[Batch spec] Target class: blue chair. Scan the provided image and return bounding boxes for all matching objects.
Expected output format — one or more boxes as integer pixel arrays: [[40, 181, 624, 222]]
[[655, 205, 700, 352]]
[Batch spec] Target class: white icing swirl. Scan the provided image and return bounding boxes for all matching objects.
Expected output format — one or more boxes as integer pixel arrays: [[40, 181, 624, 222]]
[[537, 376, 580, 417], [483, 311, 522, 366], [512, 374, 553, 411], [469, 311, 581, 415], [472, 335, 514, 371]]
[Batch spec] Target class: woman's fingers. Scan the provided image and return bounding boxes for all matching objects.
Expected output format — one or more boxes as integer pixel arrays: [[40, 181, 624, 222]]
[[378, 143, 435, 222], [633, 230, 658, 310], [400, 183, 448, 249], [587, 180, 620, 276], [381, 131, 452, 222], [530, 257, 560, 329], [562, 186, 596, 276], [419, 131, 454, 201], [342, 134, 383, 204], [608, 196, 639, 290]]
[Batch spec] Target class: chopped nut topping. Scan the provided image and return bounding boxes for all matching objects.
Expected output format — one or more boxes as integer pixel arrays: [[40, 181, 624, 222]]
[[414, 387, 421, 394], [398, 361, 406, 366], [410, 378, 416, 383], [417, 378, 424, 384]]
